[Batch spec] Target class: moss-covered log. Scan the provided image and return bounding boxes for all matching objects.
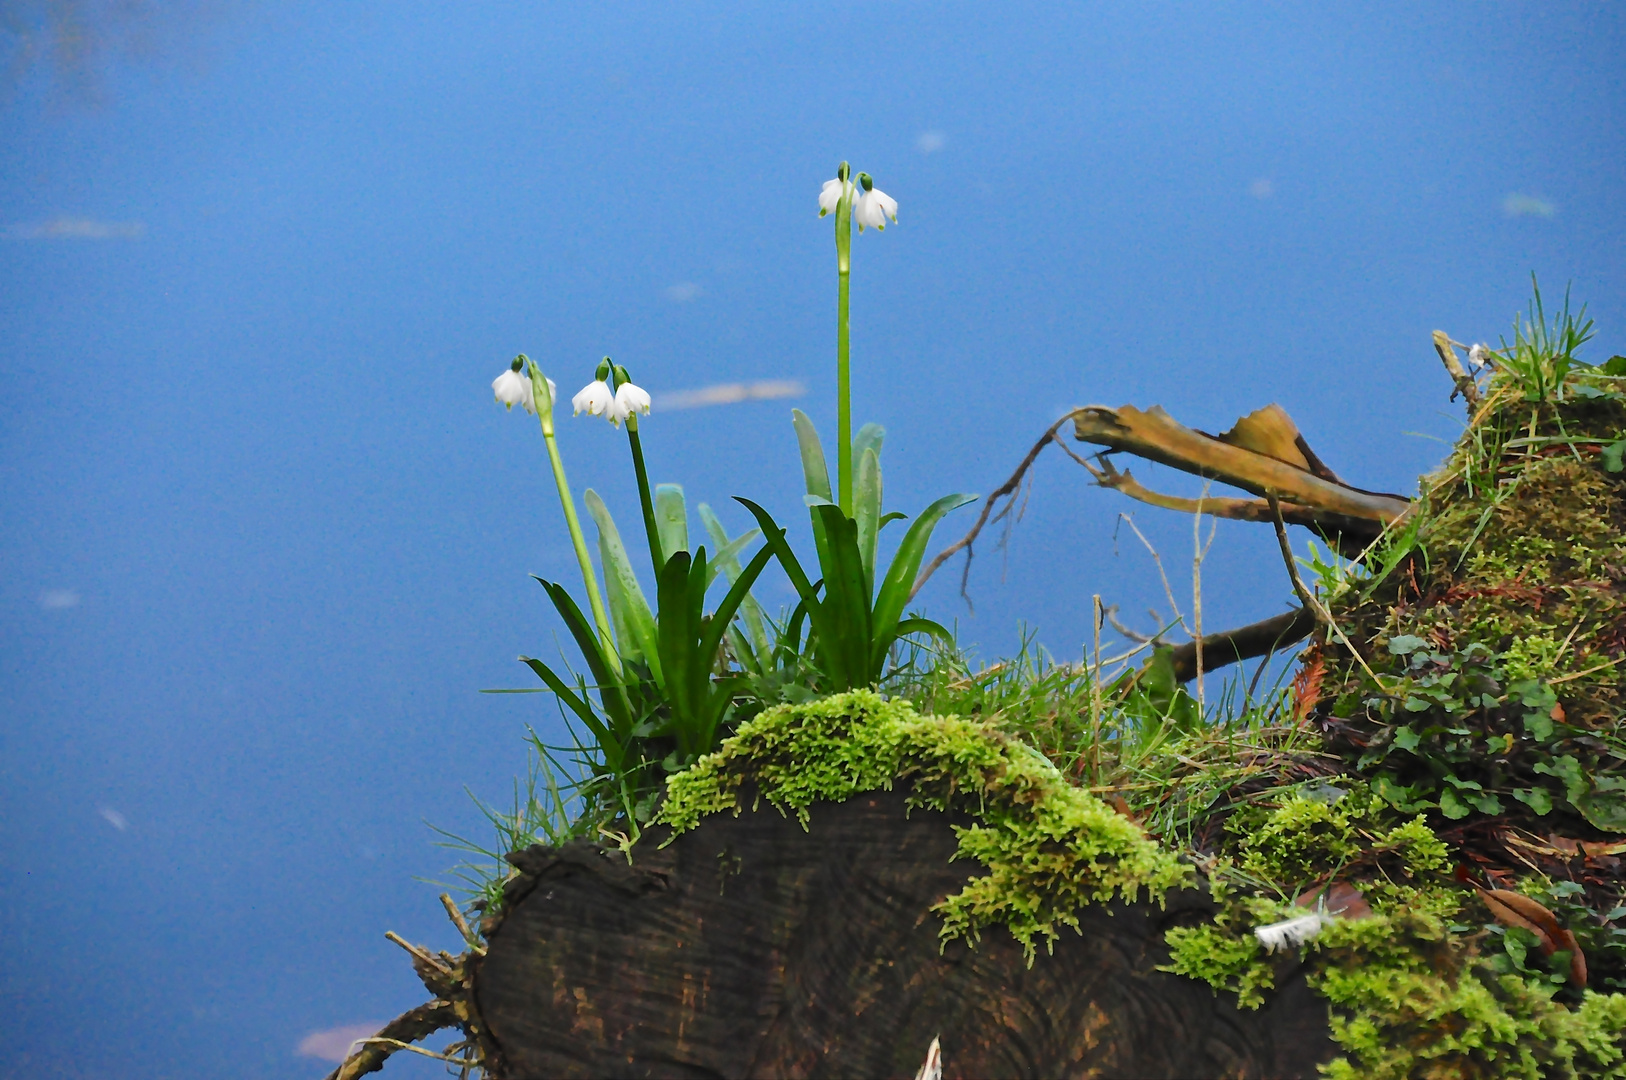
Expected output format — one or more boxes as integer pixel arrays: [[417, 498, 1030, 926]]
[[471, 788, 1335, 1078]]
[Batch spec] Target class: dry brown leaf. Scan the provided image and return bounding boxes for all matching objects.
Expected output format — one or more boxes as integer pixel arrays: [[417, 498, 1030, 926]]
[[1214, 405, 1312, 471], [1295, 881, 1372, 921], [1478, 887, 1561, 950], [1553, 927, 1589, 987], [1582, 839, 1626, 858]]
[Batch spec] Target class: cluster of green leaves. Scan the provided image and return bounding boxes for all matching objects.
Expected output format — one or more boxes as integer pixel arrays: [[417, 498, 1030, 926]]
[[495, 415, 973, 844], [1163, 790, 1455, 1011], [1336, 636, 1626, 832], [519, 481, 776, 830], [659, 689, 1190, 961], [738, 411, 974, 692]]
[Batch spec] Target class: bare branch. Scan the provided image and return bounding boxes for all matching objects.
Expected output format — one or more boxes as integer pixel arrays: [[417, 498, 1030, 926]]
[[327, 1000, 464, 1080], [1266, 494, 1383, 686], [1162, 607, 1316, 683], [910, 412, 1082, 601], [1431, 330, 1481, 411]]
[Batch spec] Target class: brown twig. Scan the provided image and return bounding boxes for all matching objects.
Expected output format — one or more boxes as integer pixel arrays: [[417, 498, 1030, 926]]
[[327, 1000, 465, 1080], [1266, 494, 1382, 686], [1163, 607, 1317, 683], [910, 412, 1081, 602], [386, 930, 454, 975], [440, 893, 486, 955], [1432, 330, 1482, 411]]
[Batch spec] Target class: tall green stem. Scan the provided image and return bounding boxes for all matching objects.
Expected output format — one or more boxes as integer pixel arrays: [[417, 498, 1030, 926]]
[[626, 417, 664, 579], [527, 361, 622, 675], [835, 188, 853, 515]]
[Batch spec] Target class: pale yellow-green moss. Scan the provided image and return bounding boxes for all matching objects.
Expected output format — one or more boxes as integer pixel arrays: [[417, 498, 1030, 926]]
[[658, 689, 1191, 960]]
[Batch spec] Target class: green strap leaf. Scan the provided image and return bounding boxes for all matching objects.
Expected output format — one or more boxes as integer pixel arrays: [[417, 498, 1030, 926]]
[[869, 492, 978, 675], [534, 577, 635, 736], [584, 490, 662, 683], [792, 409, 834, 572], [791, 409, 833, 502], [893, 616, 955, 645], [699, 502, 771, 667], [655, 483, 689, 561], [854, 446, 882, 595], [852, 422, 885, 468], [735, 497, 851, 687], [812, 503, 874, 685], [655, 551, 697, 723]]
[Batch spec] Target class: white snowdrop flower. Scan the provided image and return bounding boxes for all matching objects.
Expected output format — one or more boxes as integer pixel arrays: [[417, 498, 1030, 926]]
[[572, 379, 616, 420], [1253, 911, 1332, 953], [492, 368, 536, 414], [1467, 343, 1493, 370], [614, 381, 651, 422], [854, 185, 898, 233], [818, 178, 853, 217]]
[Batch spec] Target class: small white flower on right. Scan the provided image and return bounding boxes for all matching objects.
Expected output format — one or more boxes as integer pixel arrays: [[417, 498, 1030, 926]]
[[854, 184, 898, 233], [614, 381, 651, 422], [492, 367, 536, 414], [1467, 343, 1492, 370], [572, 379, 616, 420]]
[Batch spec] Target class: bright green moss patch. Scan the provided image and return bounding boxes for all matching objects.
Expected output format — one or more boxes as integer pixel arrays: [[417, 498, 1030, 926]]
[[1164, 793, 1626, 1077], [659, 689, 1191, 960]]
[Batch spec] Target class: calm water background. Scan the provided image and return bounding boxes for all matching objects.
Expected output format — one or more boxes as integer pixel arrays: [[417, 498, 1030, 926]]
[[2, 3, 1622, 1075]]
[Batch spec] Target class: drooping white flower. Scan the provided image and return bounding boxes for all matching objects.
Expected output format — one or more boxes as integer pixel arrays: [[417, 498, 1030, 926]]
[[492, 368, 536, 414], [572, 379, 616, 420], [818, 178, 853, 217], [613, 381, 651, 425], [854, 185, 898, 232], [1253, 911, 1332, 953], [1467, 343, 1493, 370]]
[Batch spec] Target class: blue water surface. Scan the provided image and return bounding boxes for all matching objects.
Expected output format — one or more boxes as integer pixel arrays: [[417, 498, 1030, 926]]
[[1, 3, 1621, 1076]]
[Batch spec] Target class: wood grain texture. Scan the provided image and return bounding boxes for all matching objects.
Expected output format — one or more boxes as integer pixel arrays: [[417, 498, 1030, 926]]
[[472, 789, 1335, 1079]]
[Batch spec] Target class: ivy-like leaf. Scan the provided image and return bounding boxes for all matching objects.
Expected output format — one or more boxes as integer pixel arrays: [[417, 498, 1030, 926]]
[[1388, 634, 1427, 655]]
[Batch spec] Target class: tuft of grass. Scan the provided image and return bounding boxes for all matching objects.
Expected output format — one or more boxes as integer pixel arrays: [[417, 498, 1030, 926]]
[[1496, 276, 1596, 403], [427, 733, 596, 911]]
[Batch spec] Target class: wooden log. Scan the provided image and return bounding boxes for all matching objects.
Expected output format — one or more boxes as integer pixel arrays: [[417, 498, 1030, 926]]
[[471, 789, 1335, 1079]]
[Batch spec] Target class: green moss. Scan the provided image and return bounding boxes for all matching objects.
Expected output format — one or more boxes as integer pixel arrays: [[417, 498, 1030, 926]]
[[659, 689, 1191, 960], [1224, 789, 1451, 896], [1165, 815, 1626, 1078]]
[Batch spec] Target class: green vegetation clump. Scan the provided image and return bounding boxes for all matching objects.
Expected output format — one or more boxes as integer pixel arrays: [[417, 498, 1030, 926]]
[[1317, 290, 1626, 836], [1165, 794, 1626, 1077], [659, 689, 1191, 960]]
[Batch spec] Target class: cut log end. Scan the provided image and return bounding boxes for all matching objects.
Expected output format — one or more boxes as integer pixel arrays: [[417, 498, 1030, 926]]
[[470, 789, 1336, 1078]]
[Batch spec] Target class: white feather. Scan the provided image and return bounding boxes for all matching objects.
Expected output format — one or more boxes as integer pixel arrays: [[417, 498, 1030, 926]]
[[1253, 911, 1331, 953]]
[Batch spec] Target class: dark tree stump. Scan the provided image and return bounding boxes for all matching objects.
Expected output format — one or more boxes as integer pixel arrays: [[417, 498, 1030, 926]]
[[471, 790, 1335, 1079]]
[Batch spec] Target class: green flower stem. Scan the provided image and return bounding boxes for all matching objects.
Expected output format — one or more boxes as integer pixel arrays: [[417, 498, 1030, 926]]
[[835, 186, 853, 516], [527, 361, 622, 675], [626, 416, 665, 577]]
